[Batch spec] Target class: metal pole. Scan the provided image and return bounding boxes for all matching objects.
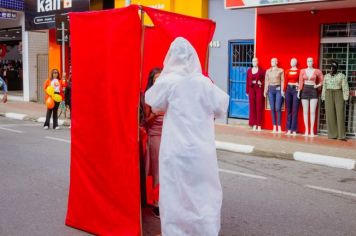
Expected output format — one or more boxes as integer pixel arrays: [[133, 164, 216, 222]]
[[125, 0, 131, 6], [138, 6, 145, 236], [61, 21, 66, 77]]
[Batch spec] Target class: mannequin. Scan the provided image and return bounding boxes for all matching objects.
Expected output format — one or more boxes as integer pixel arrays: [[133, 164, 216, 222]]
[[246, 58, 265, 132], [284, 58, 300, 136], [321, 60, 349, 140], [298, 57, 323, 137], [264, 58, 284, 133]]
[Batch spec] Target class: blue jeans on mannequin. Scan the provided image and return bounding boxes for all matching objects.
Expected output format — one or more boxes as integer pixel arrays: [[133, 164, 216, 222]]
[[285, 85, 299, 132], [268, 85, 283, 126]]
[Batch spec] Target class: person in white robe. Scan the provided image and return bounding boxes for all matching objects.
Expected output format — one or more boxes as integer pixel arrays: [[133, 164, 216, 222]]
[[145, 37, 229, 236]]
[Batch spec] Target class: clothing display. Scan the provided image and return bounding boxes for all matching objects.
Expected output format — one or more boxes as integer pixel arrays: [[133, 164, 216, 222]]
[[322, 72, 350, 139], [264, 67, 284, 94], [283, 69, 299, 91], [246, 68, 265, 126], [284, 68, 300, 132], [301, 84, 318, 99], [321, 72, 349, 101], [299, 68, 323, 91], [268, 85, 283, 126]]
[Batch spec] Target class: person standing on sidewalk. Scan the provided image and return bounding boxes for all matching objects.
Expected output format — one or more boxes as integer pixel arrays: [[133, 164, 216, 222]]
[[144, 67, 163, 218], [43, 69, 62, 130], [0, 76, 8, 103], [145, 37, 229, 236]]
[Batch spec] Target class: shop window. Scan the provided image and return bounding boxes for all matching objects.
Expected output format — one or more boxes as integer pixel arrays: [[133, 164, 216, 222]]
[[351, 23, 356, 37], [322, 23, 348, 37]]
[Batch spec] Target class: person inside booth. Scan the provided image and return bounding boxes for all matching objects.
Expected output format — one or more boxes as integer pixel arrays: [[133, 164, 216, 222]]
[[144, 67, 163, 218]]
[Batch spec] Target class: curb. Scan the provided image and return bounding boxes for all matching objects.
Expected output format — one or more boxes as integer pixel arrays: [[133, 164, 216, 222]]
[[216, 141, 356, 171], [1, 112, 355, 171], [0, 112, 70, 126]]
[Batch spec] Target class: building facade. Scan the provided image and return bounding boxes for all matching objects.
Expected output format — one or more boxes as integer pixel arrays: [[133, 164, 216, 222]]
[[208, 0, 356, 137]]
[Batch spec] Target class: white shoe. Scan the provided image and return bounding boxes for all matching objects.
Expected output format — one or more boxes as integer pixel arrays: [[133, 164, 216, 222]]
[[55, 127, 60, 130], [252, 125, 257, 131], [43, 126, 49, 130], [277, 126, 282, 133], [257, 126, 262, 132], [286, 130, 291, 135], [292, 132, 297, 136], [272, 125, 277, 133]]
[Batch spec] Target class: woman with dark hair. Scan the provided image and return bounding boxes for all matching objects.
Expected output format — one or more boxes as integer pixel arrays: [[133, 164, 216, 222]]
[[43, 69, 63, 130], [144, 67, 163, 218]]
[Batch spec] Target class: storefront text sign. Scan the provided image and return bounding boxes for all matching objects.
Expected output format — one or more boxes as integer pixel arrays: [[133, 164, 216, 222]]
[[0, 12, 17, 20], [25, 0, 89, 30], [225, 0, 331, 9]]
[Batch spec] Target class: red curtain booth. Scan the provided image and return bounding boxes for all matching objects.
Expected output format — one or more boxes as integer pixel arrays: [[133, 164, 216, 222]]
[[141, 6, 216, 92], [66, 5, 215, 235], [256, 8, 356, 133]]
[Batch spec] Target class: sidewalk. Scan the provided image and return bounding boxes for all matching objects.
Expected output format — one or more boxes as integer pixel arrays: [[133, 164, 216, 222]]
[[1, 101, 355, 170], [0, 101, 70, 125]]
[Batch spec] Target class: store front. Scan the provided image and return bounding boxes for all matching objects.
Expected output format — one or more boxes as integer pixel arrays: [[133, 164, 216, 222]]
[[0, 1, 24, 100], [222, 0, 356, 137], [256, 5, 356, 136]]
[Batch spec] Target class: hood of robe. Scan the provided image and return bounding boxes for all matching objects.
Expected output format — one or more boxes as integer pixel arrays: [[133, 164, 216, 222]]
[[159, 37, 202, 79]]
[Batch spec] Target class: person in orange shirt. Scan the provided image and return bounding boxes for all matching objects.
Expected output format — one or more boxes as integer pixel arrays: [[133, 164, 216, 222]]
[[43, 69, 63, 130]]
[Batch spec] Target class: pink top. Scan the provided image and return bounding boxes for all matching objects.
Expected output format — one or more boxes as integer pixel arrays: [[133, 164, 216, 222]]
[[299, 68, 324, 91]]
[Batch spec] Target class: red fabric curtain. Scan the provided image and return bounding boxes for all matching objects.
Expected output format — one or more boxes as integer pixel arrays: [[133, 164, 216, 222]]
[[141, 7, 216, 91], [66, 6, 142, 236], [65, 5, 216, 236]]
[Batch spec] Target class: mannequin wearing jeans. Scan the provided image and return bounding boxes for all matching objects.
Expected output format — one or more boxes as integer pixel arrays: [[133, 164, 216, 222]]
[[321, 61, 349, 140], [246, 58, 265, 132], [298, 57, 323, 137], [264, 58, 284, 133], [284, 58, 300, 136]]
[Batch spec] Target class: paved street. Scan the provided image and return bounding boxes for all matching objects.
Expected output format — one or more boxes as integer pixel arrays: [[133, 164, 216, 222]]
[[1, 116, 356, 236]]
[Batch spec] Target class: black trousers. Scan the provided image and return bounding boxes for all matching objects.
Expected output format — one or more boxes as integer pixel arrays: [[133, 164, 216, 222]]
[[44, 101, 60, 128]]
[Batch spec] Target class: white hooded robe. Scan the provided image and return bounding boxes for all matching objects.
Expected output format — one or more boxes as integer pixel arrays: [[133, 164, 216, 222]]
[[145, 37, 229, 236]]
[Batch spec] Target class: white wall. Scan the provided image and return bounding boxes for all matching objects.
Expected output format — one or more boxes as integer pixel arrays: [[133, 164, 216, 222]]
[[208, 0, 256, 92], [22, 13, 48, 102], [208, 0, 255, 122]]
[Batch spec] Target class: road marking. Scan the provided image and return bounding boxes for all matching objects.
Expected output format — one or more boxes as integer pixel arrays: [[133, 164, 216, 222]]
[[45, 136, 70, 143], [5, 112, 27, 120], [37, 117, 46, 123], [0, 124, 41, 127], [216, 141, 254, 154], [0, 127, 23, 133], [305, 185, 356, 198], [219, 168, 267, 180], [294, 152, 356, 170]]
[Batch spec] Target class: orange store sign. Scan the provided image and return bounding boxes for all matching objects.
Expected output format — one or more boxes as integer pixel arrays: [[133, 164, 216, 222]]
[[225, 0, 330, 9]]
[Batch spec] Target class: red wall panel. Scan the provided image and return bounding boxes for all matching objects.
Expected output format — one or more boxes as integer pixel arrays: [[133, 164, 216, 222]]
[[256, 8, 356, 132]]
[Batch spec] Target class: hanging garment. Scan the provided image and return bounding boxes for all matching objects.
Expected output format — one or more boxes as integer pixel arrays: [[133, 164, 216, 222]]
[[145, 37, 229, 236]]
